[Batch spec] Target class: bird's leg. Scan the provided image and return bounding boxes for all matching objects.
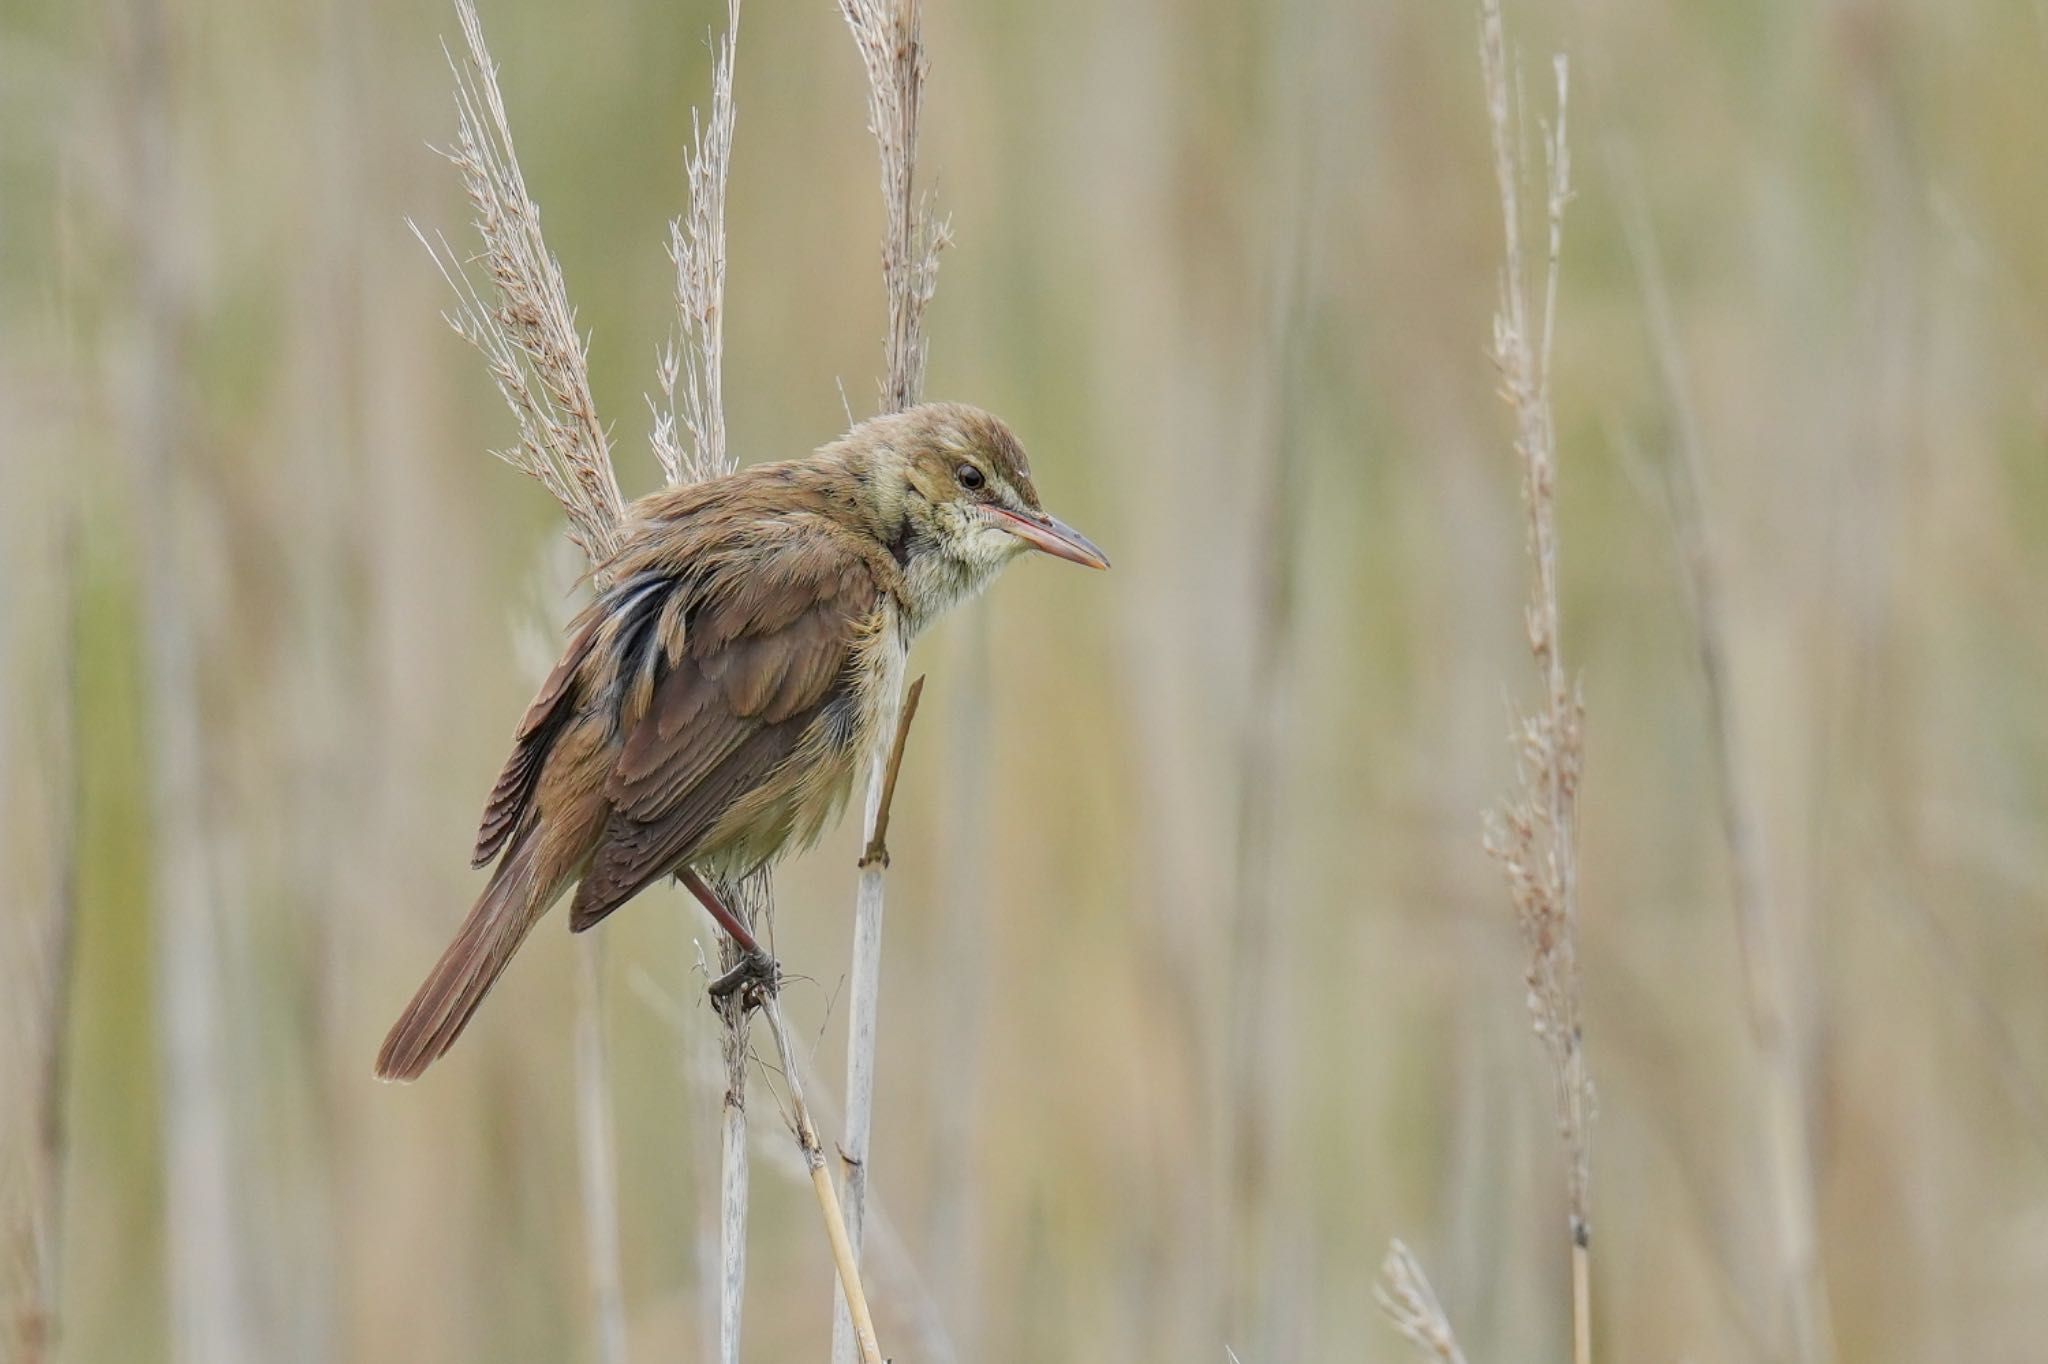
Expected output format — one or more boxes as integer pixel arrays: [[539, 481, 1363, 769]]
[[682, 867, 779, 999]]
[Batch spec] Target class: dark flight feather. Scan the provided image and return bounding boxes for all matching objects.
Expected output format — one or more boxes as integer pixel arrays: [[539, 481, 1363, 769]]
[[472, 601, 608, 867]]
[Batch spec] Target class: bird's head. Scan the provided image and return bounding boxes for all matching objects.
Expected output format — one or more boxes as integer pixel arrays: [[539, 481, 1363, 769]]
[[838, 402, 1108, 625]]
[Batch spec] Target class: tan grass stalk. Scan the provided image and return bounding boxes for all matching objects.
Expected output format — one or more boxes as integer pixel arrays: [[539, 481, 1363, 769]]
[[1373, 1240, 1472, 1364], [645, 4, 755, 1357], [634, 943, 954, 1364], [707, 874, 767, 1364], [713, 1027, 746, 1364], [1474, 7, 1594, 1363], [422, 7, 629, 1360], [786, 1016, 960, 1364], [758, 992, 886, 1364], [1616, 168, 1837, 1364], [832, 4, 948, 1360]]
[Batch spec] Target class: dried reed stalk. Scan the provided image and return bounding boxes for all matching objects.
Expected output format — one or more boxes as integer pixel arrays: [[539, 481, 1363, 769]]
[[1373, 1241, 1471, 1364], [644, 924, 955, 1364], [643, 5, 770, 1358], [783, 1011, 960, 1364], [1474, 7, 1594, 1364], [707, 873, 765, 1364], [1616, 172, 1837, 1364], [833, 5, 947, 1358], [757, 991, 884, 1364], [421, 6, 629, 1360], [712, 1028, 746, 1364]]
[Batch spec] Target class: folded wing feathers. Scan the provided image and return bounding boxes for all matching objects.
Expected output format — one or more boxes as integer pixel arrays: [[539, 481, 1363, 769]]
[[474, 503, 880, 931]]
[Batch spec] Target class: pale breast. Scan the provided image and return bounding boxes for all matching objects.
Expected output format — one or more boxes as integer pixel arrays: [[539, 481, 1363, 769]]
[[691, 598, 907, 878]]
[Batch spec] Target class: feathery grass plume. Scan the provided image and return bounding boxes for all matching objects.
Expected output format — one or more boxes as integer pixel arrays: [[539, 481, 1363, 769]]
[[418, 6, 627, 1359], [1373, 1240, 1472, 1364], [1474, 5, 1594, 1363], [414, 0, 625, 567], [654, 0, 742, 486], [832, 5, 948, 1360], [1616, 166, 1837, 1364], [838, 0, 949, 414]]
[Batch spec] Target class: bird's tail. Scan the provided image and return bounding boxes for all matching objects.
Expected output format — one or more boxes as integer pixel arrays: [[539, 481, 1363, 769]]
[[375, 835, 554, 1082]]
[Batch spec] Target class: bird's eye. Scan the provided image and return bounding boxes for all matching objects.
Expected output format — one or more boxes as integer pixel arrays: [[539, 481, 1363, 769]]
[[956, 463, 986, 491]]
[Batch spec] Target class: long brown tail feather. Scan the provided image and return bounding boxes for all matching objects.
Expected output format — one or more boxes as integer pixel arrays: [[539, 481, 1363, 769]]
[[375, 836, 555, 1081]]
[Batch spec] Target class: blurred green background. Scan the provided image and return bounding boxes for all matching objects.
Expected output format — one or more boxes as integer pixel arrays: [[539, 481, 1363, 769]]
[[6, 0, 2048, 1360]]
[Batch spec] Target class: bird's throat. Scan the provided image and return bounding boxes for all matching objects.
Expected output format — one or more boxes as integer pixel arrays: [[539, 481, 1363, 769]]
[[896, 544, 1003, 637]]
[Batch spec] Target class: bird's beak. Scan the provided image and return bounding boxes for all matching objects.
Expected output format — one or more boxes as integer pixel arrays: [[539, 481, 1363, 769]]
[[988, 506, 1111, 570]]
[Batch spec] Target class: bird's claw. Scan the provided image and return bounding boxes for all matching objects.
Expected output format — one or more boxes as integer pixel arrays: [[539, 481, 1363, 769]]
[[708, 947, 778, 1001]]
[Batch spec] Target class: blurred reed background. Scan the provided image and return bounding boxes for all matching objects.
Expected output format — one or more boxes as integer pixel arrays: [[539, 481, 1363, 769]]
[[6, 0, 2048, 1360]]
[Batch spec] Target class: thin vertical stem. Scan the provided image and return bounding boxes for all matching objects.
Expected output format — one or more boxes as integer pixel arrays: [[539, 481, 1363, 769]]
[[835, 676, 923, 1359], [574, 942, 628, 1364], [13, 528, 83, 1364], [1374, 1239, 1472, 1364], [709, 873, 764, 1364], [832, 5, 945, 1358], [119, 0, 260, 1356], [1477, 4, 1594, 1358], [1615, 161, 1836, 1364], [761, 997, 886, 1364], [1572, 1240, 1592, 1364], [715, 1026, 748, 1364]]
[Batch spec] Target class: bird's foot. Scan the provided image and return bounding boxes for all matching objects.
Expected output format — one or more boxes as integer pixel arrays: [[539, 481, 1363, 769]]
[[708, 947, 779, 1001]]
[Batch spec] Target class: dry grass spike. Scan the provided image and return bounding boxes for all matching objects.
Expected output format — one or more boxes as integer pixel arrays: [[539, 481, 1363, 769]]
[[1373, 1240, 1472, 1364], [1475, 3, 1595, 1362]]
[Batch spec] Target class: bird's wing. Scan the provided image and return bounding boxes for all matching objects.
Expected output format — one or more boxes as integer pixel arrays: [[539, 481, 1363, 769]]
[[567, 523, 878, 931], [470, 589, 621, 868]]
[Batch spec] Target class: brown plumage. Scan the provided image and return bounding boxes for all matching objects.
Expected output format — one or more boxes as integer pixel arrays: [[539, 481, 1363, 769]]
[[377, 402, 1108, 1081]]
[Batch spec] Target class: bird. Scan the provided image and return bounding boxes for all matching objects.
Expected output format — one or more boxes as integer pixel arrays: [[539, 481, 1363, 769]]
[[375, 402, 1108, 1081]]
